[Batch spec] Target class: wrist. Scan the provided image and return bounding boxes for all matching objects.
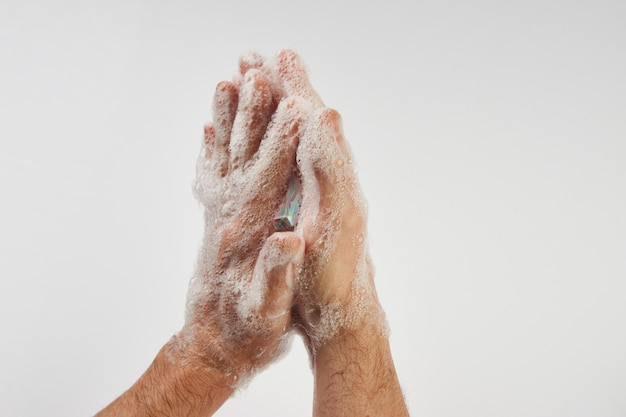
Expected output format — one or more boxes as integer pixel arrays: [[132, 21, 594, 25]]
[[148, 337, 236, 416], [168, 332, 238, 385], [312, 319, 387, 367], [95, 336, 235, 417], [311, 323, 409, 417], [174, 326, 243, 385], [299, 287, 388, 356]]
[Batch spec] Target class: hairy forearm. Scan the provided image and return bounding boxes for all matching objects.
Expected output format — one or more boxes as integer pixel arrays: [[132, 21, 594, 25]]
[[95, 336, 234, 417], [312, 322, 409, 417]]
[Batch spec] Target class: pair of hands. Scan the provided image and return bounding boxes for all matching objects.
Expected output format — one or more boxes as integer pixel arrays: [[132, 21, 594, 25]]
[[180, 50, 385, 380], [95, 50, 408, 417]]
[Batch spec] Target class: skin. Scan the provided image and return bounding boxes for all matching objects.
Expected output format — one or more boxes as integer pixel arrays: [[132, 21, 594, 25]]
[[249, 50, 410, 417], [97, 62, 306, 417], [96, 50, 409, 417]]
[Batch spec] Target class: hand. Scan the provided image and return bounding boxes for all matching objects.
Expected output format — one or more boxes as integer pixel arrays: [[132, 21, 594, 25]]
[[179, 66, 307, 380], [96, 62, 311, 417], [240, 50, 387, 352], [240, 50, 409, 417]]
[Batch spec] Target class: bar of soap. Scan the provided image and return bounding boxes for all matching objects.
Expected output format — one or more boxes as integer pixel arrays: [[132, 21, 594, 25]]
[[273, 174, 302, 232]]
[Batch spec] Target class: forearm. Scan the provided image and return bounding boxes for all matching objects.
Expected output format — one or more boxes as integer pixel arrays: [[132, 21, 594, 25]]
[[312, 322, 409, 417], [96, 336, 234, 417]]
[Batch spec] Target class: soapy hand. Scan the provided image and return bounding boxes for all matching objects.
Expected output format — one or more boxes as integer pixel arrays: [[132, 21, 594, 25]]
[[179, 67, 307, 380], [240, 51, 387, 353], [239, 50, 409, 417]]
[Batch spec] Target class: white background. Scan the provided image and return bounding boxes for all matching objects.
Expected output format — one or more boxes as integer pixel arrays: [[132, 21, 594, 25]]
[[1, 0, 625, 416]]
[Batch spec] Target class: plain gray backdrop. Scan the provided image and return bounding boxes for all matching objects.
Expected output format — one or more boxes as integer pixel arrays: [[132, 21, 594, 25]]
[[1, 0, 625, 416]]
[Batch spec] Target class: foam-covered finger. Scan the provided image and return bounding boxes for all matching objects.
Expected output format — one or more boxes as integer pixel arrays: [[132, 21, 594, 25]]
[[301, 108, 349, 202], [275, 49, 324, 108], [236, 232, 303, 322], [316, 107, 351, 157], [239, 51, 265, 76], [212, 81, 238, 176], [194, 122, 221, 209], [258, 232, 304, 319], [202, 122, 215, 159], [229, 69, 274, 170], [248, 97, 305, 208]]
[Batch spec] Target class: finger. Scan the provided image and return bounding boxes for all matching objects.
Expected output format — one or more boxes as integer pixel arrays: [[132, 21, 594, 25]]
[[202, 122, 215, 160], [275, 49, 324, 108], [313, 107, 351, 158], [295, 107, 357, 242], [212, 81, 238, 176], [247, 97, 305, 216], [242, 51, 283, 108], [236, 232, 303, 324], [302, 108, 350, 202], [194, 122, 222, 209], [259, 232, 304, 318], [239, 51, 265, 75], [229, 69, 274, 170]]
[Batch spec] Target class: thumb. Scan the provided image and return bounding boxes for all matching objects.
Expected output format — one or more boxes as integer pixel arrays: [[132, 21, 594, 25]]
[[259, 231, 304, 320], [239, 231, 304, 321]]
